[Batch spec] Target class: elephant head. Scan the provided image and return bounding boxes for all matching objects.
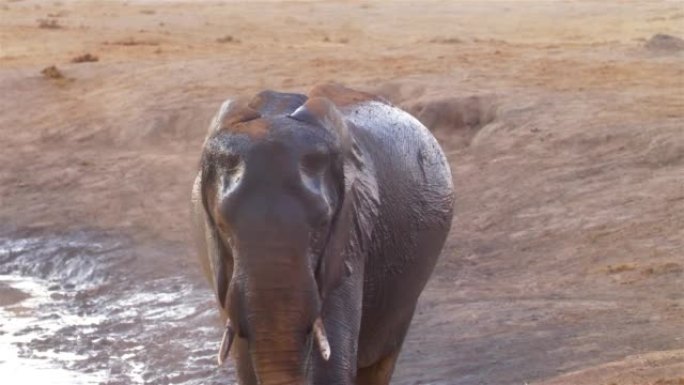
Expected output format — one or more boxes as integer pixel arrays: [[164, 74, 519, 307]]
[[198, 90, 365, 384]]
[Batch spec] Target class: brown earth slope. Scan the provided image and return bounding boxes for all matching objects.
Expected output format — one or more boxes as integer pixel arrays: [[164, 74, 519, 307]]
[[1, 1, 683, 384]]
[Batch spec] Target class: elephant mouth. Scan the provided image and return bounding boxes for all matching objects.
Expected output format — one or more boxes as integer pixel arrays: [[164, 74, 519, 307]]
[[216, 316, 331, 366], [214, 239, 333, 370]]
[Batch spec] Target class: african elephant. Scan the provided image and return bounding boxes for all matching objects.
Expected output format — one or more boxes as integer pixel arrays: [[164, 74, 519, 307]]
[[191, 84, 454, 385]]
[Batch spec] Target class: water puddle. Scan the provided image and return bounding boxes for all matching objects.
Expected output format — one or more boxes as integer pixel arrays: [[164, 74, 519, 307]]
[[0, 275, 107, 384], [0, 230, 235, 385]]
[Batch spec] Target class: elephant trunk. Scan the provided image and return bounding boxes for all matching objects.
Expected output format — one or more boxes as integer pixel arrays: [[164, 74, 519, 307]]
[[236, 244, 321, 385], [250, 330, 308, 385], [246, 292, 314, 385]]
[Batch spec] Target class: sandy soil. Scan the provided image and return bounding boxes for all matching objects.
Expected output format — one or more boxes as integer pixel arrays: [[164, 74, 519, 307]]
[[1, 1, 683, 384]]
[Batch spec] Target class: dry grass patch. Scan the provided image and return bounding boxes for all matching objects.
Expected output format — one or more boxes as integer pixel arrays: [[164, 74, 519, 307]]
[[642, 262, 683, 277], [605, 263, 638, 274], [106, 38, 160, 46]]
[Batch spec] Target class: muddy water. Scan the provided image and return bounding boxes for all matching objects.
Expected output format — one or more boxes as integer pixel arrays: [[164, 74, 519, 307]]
[[0, 230, 236, 385]]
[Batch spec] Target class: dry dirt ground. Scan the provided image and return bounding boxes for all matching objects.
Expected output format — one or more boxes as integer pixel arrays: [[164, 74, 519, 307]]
[[1, 1, 683, 384]]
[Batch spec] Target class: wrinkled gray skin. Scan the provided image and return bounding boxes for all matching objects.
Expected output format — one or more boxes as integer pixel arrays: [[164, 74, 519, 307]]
[[191, 84, 454, 385]]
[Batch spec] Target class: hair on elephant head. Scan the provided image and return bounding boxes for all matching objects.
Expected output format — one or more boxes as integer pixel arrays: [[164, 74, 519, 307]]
[[197, 90, 370, 383]]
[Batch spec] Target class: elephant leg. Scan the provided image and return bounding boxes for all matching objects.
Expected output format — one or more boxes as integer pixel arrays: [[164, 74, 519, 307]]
[[355, 349, 400, 385], [356, 302, 417, 385], [311, 262, 365, 385]]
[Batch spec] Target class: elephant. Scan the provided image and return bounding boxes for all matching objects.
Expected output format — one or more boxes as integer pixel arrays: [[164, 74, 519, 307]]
[[191, 83, 454, 385]]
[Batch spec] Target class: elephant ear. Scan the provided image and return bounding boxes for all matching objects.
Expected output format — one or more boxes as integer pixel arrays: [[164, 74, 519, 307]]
[[196, 97, 259, 311], [290, 97, 378, 300], [199, 156, 234, 311]]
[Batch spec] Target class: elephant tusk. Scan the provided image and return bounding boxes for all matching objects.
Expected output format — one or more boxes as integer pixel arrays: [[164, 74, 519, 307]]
[[313, 317, 331, 361], [217, 319, 235, 366]]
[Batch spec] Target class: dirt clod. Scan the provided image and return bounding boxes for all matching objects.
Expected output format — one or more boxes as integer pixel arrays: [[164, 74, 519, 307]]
[[71, 53, 99, 63], [41, 65, 64, 79], [429, 37, 463, 44], [47, 11, 68, 18], [216, 35, 240, 44], [37, 18, 61, 29], [405, 95, 497, 135], [606, 263, 638, 274], [645, 33, 684, 52], [107, 38, 159, 46]]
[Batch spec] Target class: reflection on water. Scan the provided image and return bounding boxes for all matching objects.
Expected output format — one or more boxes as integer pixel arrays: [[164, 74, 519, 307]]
[[0, 231, 235, 385], [0, 275, 107, 385]]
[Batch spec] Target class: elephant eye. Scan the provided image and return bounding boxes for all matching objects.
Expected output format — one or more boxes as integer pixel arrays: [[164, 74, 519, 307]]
[[300, 151, 329, 175], [218, 153, 242, 173]]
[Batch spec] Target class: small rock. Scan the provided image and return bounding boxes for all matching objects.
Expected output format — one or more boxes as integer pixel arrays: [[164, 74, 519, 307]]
[[429, 37, 463, 44], [645, 33, 684, 52], [37, 18, 61, 29], [216, 35, 240, 44], [41, 65, 64, 79]]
